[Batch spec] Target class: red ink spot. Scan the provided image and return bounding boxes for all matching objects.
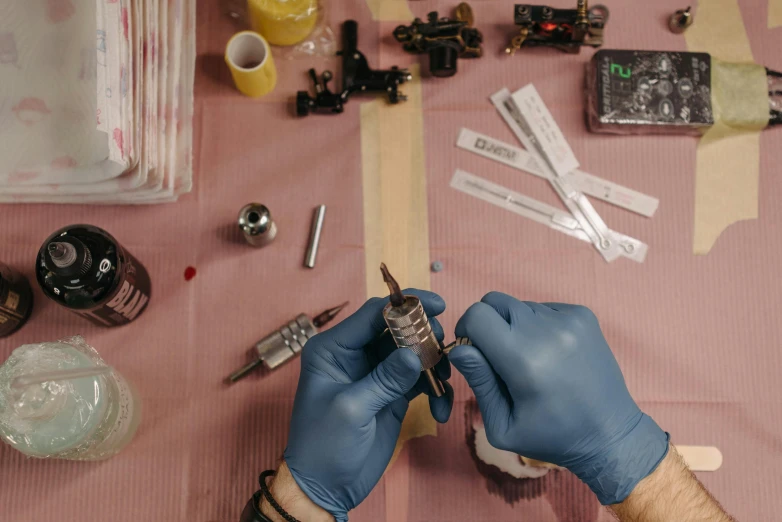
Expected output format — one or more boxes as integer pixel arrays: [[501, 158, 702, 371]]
[[47, 0, 76, 24], [184, 266, 197, 281], [113, 128, 124, 157], [50, 156, 78, 169], [12, 97, 51, 126], [8, 170, 39, 183], [122, 8, 129, 40]]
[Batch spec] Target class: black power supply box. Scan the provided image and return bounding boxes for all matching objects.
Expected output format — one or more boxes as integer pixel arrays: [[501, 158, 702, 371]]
[[586, 49, 714, 134]]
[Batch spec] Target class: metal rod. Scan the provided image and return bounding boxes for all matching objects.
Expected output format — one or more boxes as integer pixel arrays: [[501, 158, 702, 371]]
[[227, 359, 265, 383], [304, 205, 327, 268], [423, 368, 445, 397]]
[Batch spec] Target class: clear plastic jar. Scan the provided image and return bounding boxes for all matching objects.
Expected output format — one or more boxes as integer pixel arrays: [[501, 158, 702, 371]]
[[0, 336, 141, 460]]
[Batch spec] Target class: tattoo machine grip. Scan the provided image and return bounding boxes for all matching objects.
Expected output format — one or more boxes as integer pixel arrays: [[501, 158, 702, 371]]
[[382, 296, 445, 397]]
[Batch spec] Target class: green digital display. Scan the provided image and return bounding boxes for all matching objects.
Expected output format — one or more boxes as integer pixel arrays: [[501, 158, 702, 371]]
[[610, 63, 632, 79]]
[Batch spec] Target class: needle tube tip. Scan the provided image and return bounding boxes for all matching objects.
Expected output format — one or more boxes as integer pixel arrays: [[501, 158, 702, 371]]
[[313, 301, 350, 328], [380, 263, 405, 307]]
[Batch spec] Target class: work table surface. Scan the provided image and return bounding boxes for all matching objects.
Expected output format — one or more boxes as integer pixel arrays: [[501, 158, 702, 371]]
[[2, 0, 781, 520]]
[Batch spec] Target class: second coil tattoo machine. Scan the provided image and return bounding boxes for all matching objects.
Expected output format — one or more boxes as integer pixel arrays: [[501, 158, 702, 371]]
[[505, 0, 609, 55], [392, 2, 483, 78]]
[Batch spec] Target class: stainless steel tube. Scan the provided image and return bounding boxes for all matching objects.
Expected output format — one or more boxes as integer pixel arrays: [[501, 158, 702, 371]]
[[304, 205, 326, 268], [382, 295, 445, 397]]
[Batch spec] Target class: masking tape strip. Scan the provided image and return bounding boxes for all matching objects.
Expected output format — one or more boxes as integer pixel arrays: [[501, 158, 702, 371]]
[[360, 64, 432, 521], [676, 445, 723, 472], [769, 0, 782, 29], [364, 0, 413, 22], [712, 60, 769, 131], [685, 0, 760, 255]]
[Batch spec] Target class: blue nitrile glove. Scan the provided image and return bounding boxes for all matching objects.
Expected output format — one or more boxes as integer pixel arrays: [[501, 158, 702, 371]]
[[448, 292, 669, 505], [283, 289, 454, 521]]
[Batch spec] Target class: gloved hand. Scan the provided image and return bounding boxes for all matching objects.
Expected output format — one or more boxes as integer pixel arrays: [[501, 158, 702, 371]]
[[284, 290, 453, 521], [449, 292, 669, 505]]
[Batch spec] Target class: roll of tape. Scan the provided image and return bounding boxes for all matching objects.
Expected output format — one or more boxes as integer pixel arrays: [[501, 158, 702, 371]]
[[225, 31, 277, 98]]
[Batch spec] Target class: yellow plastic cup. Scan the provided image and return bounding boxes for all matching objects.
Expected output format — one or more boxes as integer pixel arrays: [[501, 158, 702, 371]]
[[247, 0, 318, 46], [225, 31, 277, 98]]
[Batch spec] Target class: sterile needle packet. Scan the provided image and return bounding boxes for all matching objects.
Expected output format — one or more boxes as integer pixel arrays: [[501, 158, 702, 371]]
[[510, 84, 580, 177], [490, 87, 648, 263], [450, 169, 591, 243], [456, 128, 659, 218]]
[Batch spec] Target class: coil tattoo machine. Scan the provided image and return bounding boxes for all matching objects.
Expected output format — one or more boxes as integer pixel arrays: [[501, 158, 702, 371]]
[[296, 20, 413, 116], [392, 2, 483, 78], [505, 0, 609, 55]]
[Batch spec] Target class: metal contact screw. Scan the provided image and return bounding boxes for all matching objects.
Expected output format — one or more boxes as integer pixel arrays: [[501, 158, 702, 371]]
[[668, 6, 693, 33]]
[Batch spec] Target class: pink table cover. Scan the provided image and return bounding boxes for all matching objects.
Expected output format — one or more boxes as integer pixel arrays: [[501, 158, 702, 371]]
[[2, 0, 781, 520]]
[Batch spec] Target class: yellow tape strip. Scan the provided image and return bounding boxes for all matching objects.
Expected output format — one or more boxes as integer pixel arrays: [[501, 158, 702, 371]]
[[685, 0, 761, 255], [360, 64, 434, 442], [770, 0, 782, 29], [361, 64, 431, 521], [686, 0, 753, 61], [692, 131, 760, 254], [364, 0, 413, 21]]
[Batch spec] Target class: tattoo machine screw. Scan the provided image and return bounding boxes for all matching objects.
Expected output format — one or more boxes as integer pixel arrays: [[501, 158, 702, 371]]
[[668, 7, 694, 34]]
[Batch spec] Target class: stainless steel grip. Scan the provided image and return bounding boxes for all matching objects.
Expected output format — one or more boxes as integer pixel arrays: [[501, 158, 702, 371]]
[[254, 314, 318, 369], [384, 308, 441, 370], [383, 296, 445, 397]]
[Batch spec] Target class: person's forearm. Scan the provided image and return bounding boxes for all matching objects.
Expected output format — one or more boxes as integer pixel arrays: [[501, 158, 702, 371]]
[[259, 462, 335, 522], [609, 445, 735, 522]]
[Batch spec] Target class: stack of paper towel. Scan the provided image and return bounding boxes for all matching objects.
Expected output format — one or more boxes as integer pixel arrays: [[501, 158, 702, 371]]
[[0, 0, 195, 203]]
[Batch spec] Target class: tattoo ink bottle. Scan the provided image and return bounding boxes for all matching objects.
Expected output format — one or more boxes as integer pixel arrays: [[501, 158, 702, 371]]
[[36, 225, 151, 327], [0, 262, 33, 337]]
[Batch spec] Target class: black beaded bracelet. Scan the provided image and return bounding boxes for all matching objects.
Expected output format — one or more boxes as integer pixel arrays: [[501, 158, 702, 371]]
[[258, 470, 301, 522], [240, 490, 274, 522]]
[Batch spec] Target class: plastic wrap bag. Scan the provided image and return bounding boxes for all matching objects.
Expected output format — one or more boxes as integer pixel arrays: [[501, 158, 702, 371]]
[[0, 336, 141, 460], [223, 0, 335, 57]]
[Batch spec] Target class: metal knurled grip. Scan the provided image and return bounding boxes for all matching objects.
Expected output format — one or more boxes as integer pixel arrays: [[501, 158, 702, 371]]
[[254, 314, 318, 370], [383, 299, 443, 371]]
